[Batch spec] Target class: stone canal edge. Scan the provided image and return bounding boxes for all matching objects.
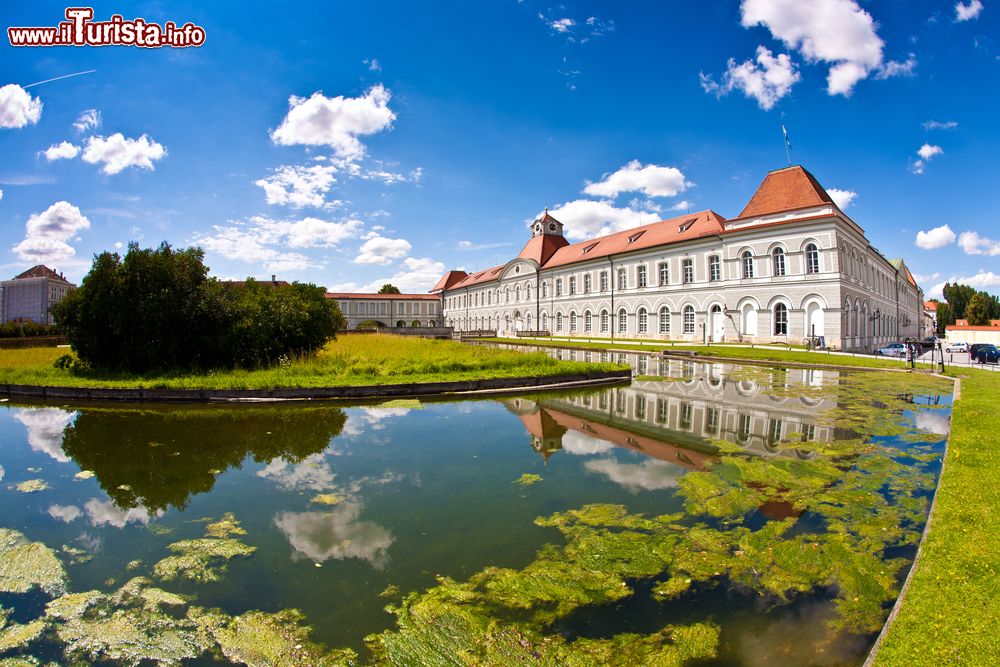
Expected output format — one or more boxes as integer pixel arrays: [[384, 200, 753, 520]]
[[0, 368, 631, 403]]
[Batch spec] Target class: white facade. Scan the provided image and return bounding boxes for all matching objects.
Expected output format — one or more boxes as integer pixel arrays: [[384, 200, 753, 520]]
[[0, 266, 75, 325], [437, 168, 923, 351], [327, 293, 441, 330]]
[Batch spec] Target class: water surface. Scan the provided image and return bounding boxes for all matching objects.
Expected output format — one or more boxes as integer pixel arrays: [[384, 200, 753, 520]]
[[0, 359, 952, 665]]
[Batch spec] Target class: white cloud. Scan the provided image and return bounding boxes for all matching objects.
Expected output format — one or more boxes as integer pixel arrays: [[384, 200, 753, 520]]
[[911, 143, 943, 174], [270, 85, 396, 159], [48, 504, 82, 523], [12, 201, 91, 263], [42, 141, 81, 161], [254, 164, 337, 208], [81, 133, 166, 175], [456, 240, 513, 251], [583, 160, 690, 198], [364, 58, 382, 72], [915, 224, 956, 250], [560, 431, 616, 456], [84, 498, 152, 528], [923, 120, 958, 130], [955, 0, 984, 21], [918, 144, 943, 160], [958, 230, 1000, 256], [914, 410, 950, 436], [701, 46, 800, 110], [543, 199, 661, 240], [359, 256, 446, 293], [549, 17, 575, 33], [274, 504, 394, 567], [13, 407, 76, 463], [584, 458, 684, 491], [740, 0, 886, 96], [0, 189, 3, 200], [0, 84, 42, 128], [928, 271, 1000, 299], [827, 188, 857, 209], [257, 453, 336, 491], [354, 235, 412, 265], [73, 108, 101, 133], [192, 215, 362, 272], [912, 271, 941, 284], [875, 53, 917, 79]]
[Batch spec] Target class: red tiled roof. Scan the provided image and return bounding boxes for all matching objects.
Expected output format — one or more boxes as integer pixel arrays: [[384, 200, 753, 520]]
[[543, 210, 726, 269], [325, 292, 438, 300], [13, 265, 71, 283], [430, 270, 468, 292], [924, 301, 938, 311], [945, 324, 1000, 332], [448, 265, 505, 290], [516, 232, 569, 266], [736, 165, 835, 219]]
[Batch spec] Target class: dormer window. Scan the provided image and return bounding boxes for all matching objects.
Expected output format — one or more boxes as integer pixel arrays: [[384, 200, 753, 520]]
[[678, 218, 696, 233], [582, 242, 598, 254], [627, 231, 645, 244]]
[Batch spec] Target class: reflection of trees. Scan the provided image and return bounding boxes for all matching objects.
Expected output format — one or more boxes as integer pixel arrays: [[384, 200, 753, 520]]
[[60, 405, 346, 512]]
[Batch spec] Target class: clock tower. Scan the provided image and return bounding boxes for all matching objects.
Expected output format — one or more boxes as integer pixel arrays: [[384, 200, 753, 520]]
[[531, 209, 565, 238]]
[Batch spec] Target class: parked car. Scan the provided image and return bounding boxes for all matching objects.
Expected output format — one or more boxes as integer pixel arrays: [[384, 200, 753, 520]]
[[945, 341, 969, 353], [970, 343, 1000, 364], [917, 336, 940, 352], [876, 343, 906, 357]]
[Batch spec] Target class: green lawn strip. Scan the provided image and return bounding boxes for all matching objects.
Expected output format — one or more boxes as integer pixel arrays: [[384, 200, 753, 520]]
[[0, 336, 623, 391], [482, 337, 915, 370], [872, 368, 1000, 665]]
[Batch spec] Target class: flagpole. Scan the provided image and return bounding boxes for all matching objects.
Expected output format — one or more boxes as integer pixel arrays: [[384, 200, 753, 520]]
[[781, 124, 792, 166]]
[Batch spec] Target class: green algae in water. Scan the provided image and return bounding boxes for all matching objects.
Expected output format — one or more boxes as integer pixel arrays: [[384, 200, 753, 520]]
[[73, 470, 95, 480], [13, 480, 47, 494], [376, 399, 422, 409], [154, 514, 255, 583], [311, 493, 342, 506], [0, 529, 66, 596], [513, 473, 542, 486]]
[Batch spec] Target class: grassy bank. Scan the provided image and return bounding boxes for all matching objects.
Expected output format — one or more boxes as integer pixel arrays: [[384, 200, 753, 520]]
[[483, 336, 911, 370], [0, 335, 621, 390], [872, 368, 1000, 665]]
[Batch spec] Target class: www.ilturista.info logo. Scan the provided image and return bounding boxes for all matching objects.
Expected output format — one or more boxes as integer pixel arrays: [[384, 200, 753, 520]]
[[8, 7, 206, 48]]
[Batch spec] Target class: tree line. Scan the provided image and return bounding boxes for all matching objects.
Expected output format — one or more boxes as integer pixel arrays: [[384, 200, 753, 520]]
[[53, 242, 345, 374], [931, 283, 1000, 333]]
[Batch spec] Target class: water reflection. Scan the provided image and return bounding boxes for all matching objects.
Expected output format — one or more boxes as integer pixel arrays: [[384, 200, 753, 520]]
[[14, 406, 77, 463], [274, 503, 395, 568], [50, 404, 347, 512]]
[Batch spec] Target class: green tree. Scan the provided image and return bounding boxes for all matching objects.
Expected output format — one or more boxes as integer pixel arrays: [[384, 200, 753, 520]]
[[378, 283, 401, 294], [935, 301, 955, 335], [943, 283, 977, 319], [965, 293, 991, 326]]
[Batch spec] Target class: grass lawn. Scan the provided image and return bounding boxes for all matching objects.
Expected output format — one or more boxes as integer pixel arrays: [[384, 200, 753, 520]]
[[0, 335, 622, 390], [490, 336, 997, 663]]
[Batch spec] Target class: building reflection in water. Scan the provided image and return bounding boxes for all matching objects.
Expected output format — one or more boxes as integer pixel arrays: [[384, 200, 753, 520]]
[[505, 355, 837, 470]]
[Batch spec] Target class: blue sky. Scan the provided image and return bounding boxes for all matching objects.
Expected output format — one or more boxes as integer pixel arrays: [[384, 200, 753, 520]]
[[1, 0, 997, 298]]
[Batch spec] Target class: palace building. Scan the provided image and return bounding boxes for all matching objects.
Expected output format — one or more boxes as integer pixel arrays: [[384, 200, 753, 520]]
[[431, 166, 924, 351], [0, 265, 75, 325]]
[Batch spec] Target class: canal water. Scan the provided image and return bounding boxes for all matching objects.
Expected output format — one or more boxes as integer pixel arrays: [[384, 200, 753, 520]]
[[0, 358, 952, 665]]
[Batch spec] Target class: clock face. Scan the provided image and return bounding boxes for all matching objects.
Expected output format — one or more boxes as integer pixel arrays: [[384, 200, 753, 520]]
[[533, 223, 542, 233], [548, 222, 556, 231]]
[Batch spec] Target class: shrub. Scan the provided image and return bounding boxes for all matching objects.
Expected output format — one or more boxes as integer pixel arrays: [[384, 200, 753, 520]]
[[0, 322, 57, 338], [53, 242, 345, 373]]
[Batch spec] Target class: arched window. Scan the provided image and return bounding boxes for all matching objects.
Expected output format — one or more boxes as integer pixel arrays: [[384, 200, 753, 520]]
[[683, 305, 695, 334], [526, 284, 532, 300], [658, 262, 669, 285], [541, 312, 548, 330], [617, 308, 628, 333], [774, 303, 788, 336], [742, 251, 754, 279], [617, 268, 627, 290], [806, 243, 820, 274], [584, 274, 592, 293], [526, 313, 532, 329], [659, 306, 671, 334], [556, 312, 563, 331], [584, 310, 593, 332], [638, 307, 648, 333], [515, 286, 520, 302], [569, 311, 577, 332], [600, 309, 610, 333], [772, 247, 786, 277], [505, 288, 510, 303], [637, 265, 647, 288]]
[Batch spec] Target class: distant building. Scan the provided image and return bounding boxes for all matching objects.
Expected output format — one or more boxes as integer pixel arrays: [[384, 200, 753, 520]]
[[0, 265, 75, 325], [434, 165, 925, 351], [924, 300, 938, 336], [325, 292, 441, 329], [945, 319, 1000, 346]]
